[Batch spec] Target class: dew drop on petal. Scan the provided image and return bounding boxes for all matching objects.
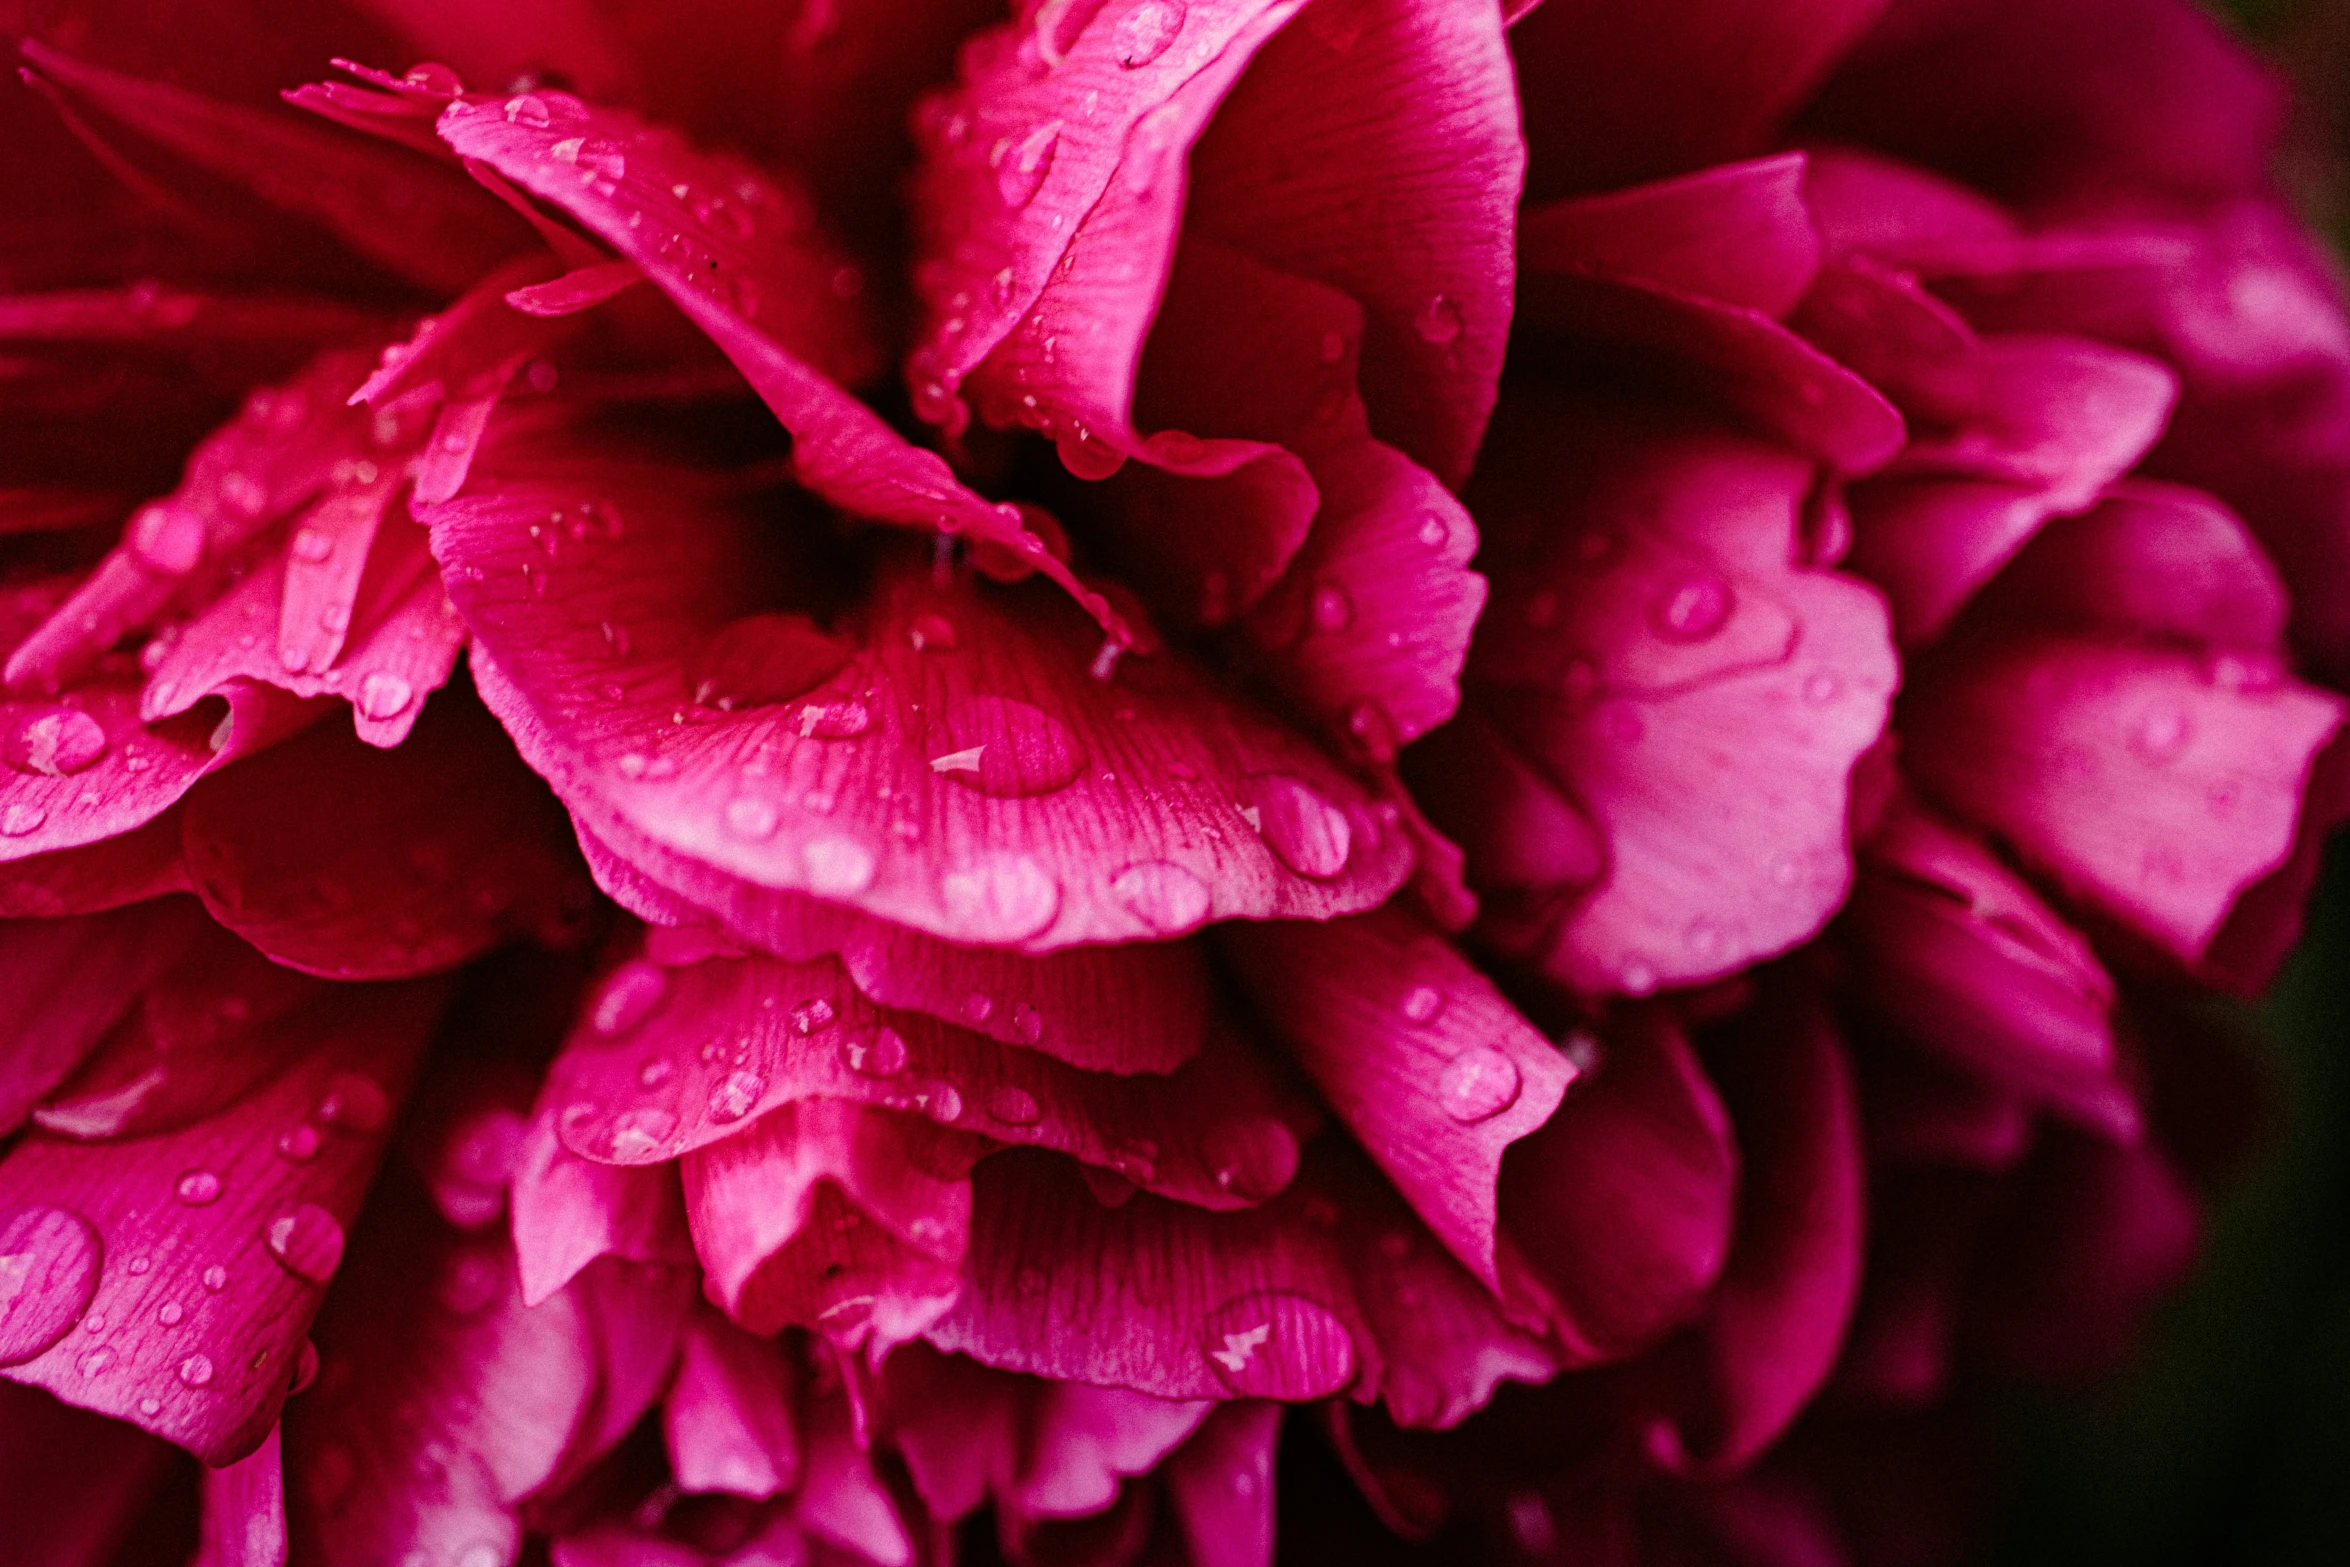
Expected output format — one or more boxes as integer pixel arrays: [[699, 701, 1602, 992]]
[[201, 1265, 228, 1293], [156, 1301, 182, 1326], [707, 1069, 765, 1124], [1435, 1047, 1522, 1124], [175, 1170, 222, 1206], [177, 1353, 215, 1389], [1242, 775, 1353, 880], [941, 852, 1061, 942], [1400, 985, 1445, 1026], [1309, 584, 1354, 633], [1110, 860, 1211, 933], [1650, 574, 1732, 642], [932, 697, 1081, 797], [591, 960, 669, 1036], [1414, 294, 1464, 347], [1416, 511, 1450, 549], [5, 709, 108, 777], [1, 804, 49, 837], [987, 1085, 1041, 1127], [791, 998, 837, 1036], [602, 1106, 680, 1160], [689, 613, 849, 710], [994, 121, 1061, 208], [77, 1346, 115, 1378], [265, 1204, 346, 1284], [128, 503, 205, 574], [277, 1123, 322, 1162], [1203, 1117, 1301, 1202], [504, 93, 552, 126], [842, 1028, 909, 1079], [1112, 0, 1185, 67], [1199, 1291, 1359, 1399], [0, 1207, 102, 1366], [2130, 707, 2191, 763], [802, 835, 878, 897], [725, 796, 780, 839], [355, 672, 414, 722], [316, 1074, 391, 1133], [1802, 671, 1842, 706]]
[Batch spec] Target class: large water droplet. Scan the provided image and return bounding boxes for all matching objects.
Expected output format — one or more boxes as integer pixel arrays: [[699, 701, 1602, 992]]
[[128, 503, 205, 574], [994, 121, 1062, 207], [931, 696, 1082, 797], [355, 672, 414, 722], [176, 1170, 222, 1206], [707, 1070, 766, 1124], [1202, 1118, 1301, 1202], [941, 852, 1062, 942], [842, 1028, 910, 1079], [265, 1204, 346, 1284], [1, 803, 50, 837], [1650, 574, 1732, 642], [5, 709, 108, 776], [987, 1085, 1041, 1127], [177, 1353, 215, 1388], [1414, 294, 1464, 347], [1110, 860, 1211, 933], [0, 1207, 102, 1366], [1435, 1047, 1522, 1123], [504, 93, 553, 126], [591, 960, 670, 1036], [1199, 1291, 1359, 1399], [802, 835, 878, 897], [602, 1106, 680, 1161], [791, 998, 838, 1036], [1113, 0, 1186, 66], [689, 614, 850, 710], [316, 1074, 390, 1133], [1242, 775, 1353, 880]]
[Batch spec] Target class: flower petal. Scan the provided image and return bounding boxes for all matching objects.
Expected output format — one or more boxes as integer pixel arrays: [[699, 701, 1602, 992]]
[[1519, 153, 1821, 319], [194, 1423, 285, 1567], [1218, 906, 1575, 1289], [1903, 635, 2344, 964], [177, 683, 592, 980], [432, 446, 1411, 950], [544, 936, 1313, 1211], [0, 899, 211, 1137], [0, 979, 445, 1463], [664, 1309, 801, 1501], [510, 1103, 695, 1307]]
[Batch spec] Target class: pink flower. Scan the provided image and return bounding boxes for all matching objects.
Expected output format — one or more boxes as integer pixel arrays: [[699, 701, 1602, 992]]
[[0, 1, 2342, 1564]]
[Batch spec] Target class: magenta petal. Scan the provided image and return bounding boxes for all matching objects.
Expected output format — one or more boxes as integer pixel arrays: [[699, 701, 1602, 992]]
[[665, 1309, 801, 1501], [1518, 270, 1905, 473], [506, 260, 648, 318], [1500, 1019, 1739, 1362], [286, 1180, 594, 1565], [0, 1381, 184, 1567], [433, 452, 1410, 949], [1164, 1401, 1281, 1567], [194, 1422, 285, 1567], [682, 1099, 979, 1345], [1466, 395, 1899, 995], [1181, 0, 1524, 486], [1511, 0, 1886, 197], [879, 1345, 1022, 1523], [19, 43, 522, 294], [544, 937, 1313, 1211], [573, 822, 1212, 1071], [0, 979, 444, 1462], [1219, 907, 1576, 1288], [0, 812, 194, 921], [1520, 154, 1822, 319], [511, 1102, 696, 1307], [1904, 634, 2344, 964], [1843, 801, 2133, 1136], [799, 1385, 916, 1567], [176, 685, 591, 980], [0, 899, 210, 1136], [1664, 997, 1862, 1473]]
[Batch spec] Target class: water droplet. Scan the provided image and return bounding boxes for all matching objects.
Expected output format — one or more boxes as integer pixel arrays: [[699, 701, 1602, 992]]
[[0, 1207, 102, 1366], [1242, 775, 1353, 880], [177, 1353, 215, 1388], [156, 1300, 183, 1326], [1650, 574, 1733, 641], [707, 1069, 766, 1124], [591, 960, 670, 1036], [964, 991, 996, 1024], [1112, 0, 1185, 66], [277, 1124, 322, 1162], [1436, 1047, 1522, 1123], [1010, 1003, 1043, 1046], [316, 1075, 390, 1133], [1802, 671, 1842, 706], [602, 1106, 680, 1160], [1199, 1291, 1359, 1399], [77, 1346, 115, 1378], [994, 121, 1062, 207], [437, 1252, 501, 1317], [725, 795, 780, 839], [1618, 957, 1659, 996], [176, 1170, 222, 1206], [129, 503, 205, 574], [138, 1396, 162, 1417], [932, 696, 1082, 797], [941, 852, 1062, 942], [802, 835, 878, 897], [794, 697, 871, 740], [909, 613, 959, 653], [1, 803, 49, 837], [5, 709, 108, 776], [988, 1085, 1041, 1126], [1203, 1118, 1301, 1202], [504, 93, 552, 127], [842, 1028, 909, 1079], [201, 1265, 228, 1293], [791, 998, 837, 1036], [638, 1057, 675, 1089], [2130, 707, 2191, 763], [1400, 985, 1445, 1025], [355, 671, 414, 722], [689, 613, 849, 710], [919, 1081, 965, 1123], [1414, 294, 1464, 347], [1416, 511, 1450, 548], [265, 1204, 346, 1284], [1309, 583, 1354, 633], [1110, 860, 1211, 933]]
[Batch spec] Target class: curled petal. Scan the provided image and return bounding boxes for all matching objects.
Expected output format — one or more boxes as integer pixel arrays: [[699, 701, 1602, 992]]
[[1519, 153, 1822, 319]]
